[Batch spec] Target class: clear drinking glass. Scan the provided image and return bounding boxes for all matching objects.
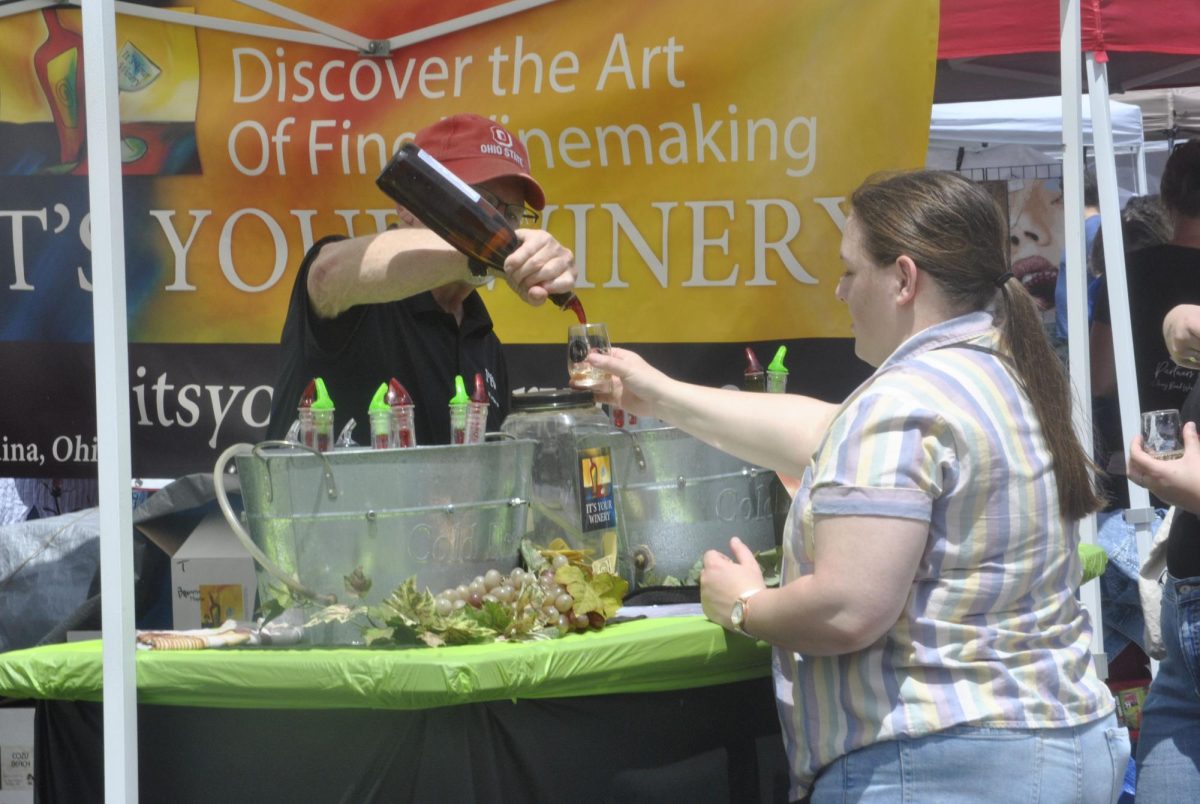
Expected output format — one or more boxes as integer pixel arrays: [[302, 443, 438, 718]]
[[1141, 409, 1184, 459], [567, 323, 612, 394]]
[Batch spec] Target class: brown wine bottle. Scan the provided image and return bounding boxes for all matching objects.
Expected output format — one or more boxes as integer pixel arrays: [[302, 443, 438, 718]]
[[376, 142, 579, 314]]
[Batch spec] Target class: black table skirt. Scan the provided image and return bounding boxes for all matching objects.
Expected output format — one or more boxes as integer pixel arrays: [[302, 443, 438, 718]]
[[36, 677, 790, 803]]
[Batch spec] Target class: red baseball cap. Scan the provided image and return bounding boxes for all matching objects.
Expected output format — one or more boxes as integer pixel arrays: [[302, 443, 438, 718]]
[[413, 114, 546, 210]]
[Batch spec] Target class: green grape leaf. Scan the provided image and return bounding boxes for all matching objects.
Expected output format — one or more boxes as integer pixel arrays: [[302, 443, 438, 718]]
[[589, 572, 629, 620], [756, 547, 782, 588], [362, 627, 397, 646], [520, 538, 549, 575], [303, 603, 367, 627], [437, 619, 499, 645], [556, 565, 600, 615], [465, 599, 513, 632], [556, 565, 628, 624]]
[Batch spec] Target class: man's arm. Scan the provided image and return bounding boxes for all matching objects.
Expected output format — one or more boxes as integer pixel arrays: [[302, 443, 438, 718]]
[[306, 225, 578, 319], [306, 227, 472, 319]]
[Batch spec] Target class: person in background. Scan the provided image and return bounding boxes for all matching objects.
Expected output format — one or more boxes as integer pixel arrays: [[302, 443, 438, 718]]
[[1083, 195, 1176, 672], [1091, 139, 1200, 414], [585, 170, 1126, 802], [266, 113, 577, 447], [1051, 168, 1102, 361], [1089, 194, 1173, 279], [4, 477, 98, 521], [1088, 193, 1174, 509], [1126, 301, 1200, 803]]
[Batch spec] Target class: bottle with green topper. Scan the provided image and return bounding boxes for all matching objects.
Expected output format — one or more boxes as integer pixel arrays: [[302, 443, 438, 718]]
[[449, 374, 488, 445], [298, 377, 335, 452], [368, 378, 416, 449], [766, 345, 788, 393]]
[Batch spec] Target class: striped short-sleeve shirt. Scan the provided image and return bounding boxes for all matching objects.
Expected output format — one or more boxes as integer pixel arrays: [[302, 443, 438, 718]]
[[775, 311, 1114, 800]]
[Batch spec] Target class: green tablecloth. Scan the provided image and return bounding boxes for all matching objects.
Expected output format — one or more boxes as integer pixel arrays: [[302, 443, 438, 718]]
[[0, 615, 771, 711]]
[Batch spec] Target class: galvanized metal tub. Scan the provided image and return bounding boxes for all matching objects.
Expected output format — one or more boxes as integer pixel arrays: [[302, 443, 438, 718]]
[[587, 427, 782, 586], [214, 439, 535, 609]]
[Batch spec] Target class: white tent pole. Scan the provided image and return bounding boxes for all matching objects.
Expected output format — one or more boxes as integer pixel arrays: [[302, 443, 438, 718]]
[[386, 0, 558, 51], [234, 0, 373, 52], [81, 0, 139, 799], [1087, 54, 1159, 678], [39, 0, 359, 51], [1136, 144, 1149, 197], [1060, 0, 1107, 678]]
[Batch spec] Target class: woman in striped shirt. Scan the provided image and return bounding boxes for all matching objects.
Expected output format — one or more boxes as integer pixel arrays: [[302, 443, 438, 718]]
[[587, 170, 1126, 802]]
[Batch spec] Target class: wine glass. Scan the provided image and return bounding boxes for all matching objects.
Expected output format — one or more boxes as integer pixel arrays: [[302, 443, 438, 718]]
[[1142, 409, 1184, 459], [567, 323, 612, 394]]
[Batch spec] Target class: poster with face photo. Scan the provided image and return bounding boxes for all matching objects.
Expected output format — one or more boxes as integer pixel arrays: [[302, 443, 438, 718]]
[[1006, 177, 1064, 317]]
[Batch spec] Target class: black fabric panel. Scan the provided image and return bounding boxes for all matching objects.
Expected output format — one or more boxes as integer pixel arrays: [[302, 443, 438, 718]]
[[34, 677, 788, 803]]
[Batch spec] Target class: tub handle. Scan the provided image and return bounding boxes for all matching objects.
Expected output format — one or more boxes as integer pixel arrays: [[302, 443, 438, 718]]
[[213, 442, 337, 605]]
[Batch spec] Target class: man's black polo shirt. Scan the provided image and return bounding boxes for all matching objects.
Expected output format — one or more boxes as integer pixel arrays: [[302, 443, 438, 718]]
[[266, 236, 510, 447]]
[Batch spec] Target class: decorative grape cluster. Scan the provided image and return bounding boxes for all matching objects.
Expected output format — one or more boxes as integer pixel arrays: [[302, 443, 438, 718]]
[[433, 554, 591, 633]]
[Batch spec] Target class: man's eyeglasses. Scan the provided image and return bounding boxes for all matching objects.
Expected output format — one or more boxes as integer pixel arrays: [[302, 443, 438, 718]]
[[476, 187, 540, 228]]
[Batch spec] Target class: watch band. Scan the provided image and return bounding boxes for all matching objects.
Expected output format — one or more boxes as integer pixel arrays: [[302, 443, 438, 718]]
[[467, 256, 491, 278]]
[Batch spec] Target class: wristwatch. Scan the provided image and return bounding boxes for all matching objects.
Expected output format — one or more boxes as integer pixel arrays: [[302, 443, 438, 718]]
[[730, 588, 764, 636]]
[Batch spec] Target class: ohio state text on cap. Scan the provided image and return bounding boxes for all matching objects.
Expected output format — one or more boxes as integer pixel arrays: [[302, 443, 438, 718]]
[[413, 113, 545, 210]]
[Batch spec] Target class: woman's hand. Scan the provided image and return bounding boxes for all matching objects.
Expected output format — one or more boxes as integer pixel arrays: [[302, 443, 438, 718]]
[[699, 537, 766, 630], [1129, 421, 1200, 512], [583, 347, 671, 419]]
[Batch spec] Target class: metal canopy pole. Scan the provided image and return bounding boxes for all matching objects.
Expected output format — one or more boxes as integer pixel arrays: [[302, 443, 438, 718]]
[[1059, 0, 1106, 677], [1087, 55, 1159, 678], [81, 0, 139, 799]]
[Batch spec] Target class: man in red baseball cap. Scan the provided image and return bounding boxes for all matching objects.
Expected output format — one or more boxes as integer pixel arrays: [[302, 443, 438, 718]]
[[266, 113, 576, 447]]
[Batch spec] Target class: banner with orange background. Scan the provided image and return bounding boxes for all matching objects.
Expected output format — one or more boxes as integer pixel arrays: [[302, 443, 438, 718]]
[[0, 0, 938, 477]]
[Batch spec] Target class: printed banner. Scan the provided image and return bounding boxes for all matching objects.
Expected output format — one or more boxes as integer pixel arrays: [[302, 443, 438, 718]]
[[0, 0, 938, 478]]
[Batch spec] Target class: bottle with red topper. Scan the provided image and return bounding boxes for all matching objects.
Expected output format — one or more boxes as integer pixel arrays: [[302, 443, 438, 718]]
[[467, 373, 489, 445], [368, 378, 417, 449], [375, 142, 586, 323], [386, 378, 417, 448], [743, 346, 766, 392]]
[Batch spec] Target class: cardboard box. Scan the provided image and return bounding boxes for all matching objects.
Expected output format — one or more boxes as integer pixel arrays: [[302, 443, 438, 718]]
[[157, 509, 257, 630], [0, 707, 34, 803]]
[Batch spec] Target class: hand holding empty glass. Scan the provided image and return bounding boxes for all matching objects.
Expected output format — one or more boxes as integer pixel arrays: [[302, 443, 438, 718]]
[[568, 323, 612, 394], [1141, 409, 1184, 460]]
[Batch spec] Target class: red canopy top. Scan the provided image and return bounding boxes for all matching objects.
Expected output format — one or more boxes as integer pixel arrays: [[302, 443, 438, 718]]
[[939, 0, 1200, 60]]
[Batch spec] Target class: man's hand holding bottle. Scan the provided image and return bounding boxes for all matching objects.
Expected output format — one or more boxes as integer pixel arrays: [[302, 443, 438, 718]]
[[503, 229, 577, 307]]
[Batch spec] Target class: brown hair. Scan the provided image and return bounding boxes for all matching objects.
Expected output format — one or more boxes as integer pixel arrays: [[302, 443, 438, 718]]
[[1090, 194, 1172, 276], [1161, 139, 1200, 219], [850, 170, 1102, 520]]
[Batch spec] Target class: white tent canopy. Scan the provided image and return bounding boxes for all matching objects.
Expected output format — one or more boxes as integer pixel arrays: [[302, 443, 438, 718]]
[[1114, 86, 1200, 140], [926, 95, 1147, 196], [928, 95, 1144, 152]]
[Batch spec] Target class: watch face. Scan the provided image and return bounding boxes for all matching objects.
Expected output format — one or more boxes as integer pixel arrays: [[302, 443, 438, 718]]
[[731, 600, 745, 628]]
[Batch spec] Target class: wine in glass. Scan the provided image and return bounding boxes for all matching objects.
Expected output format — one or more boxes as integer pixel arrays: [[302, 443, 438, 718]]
[[567, 323, 612, 394]]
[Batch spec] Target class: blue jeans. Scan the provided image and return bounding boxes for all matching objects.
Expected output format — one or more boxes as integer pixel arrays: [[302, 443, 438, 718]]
[[1135, 574, 1200, 803], [1095, 509, 1167, 662], [810, 714, 1129, 803]]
